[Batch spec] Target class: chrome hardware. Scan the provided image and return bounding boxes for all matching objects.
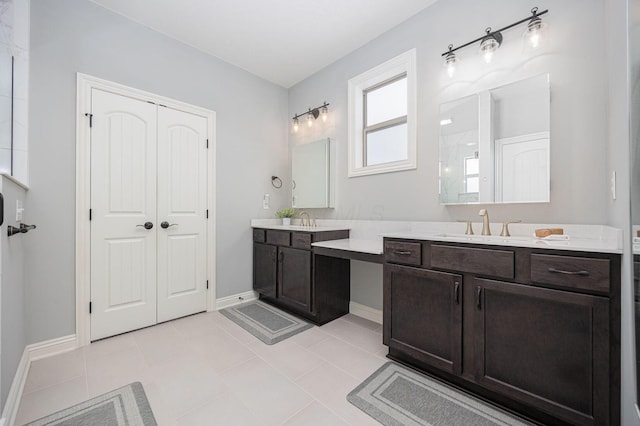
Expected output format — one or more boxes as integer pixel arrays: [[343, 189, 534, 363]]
[[160, 221, 178, 229], [8, 223, 37, 237], [299, 211, 310, 227], [548, 268, 590, 276], [457, 220, 474, 235], [478, 209, 490, 236], [500, 220, 522, 237], [136, 222, 153, 230]]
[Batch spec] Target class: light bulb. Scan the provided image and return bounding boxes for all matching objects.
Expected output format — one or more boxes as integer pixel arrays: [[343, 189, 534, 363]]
[[320, 106, 328, 122], [443, 46, 458, 78], [293, 118, 299, 133], [306, 114, 313, 127], [524, 14, 545, 50], [479, 29, 502, 64]]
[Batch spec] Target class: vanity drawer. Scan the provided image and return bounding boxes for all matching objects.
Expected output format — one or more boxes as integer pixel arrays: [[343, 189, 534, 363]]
[[291, 232, 312, 250], [266, 230, 290, 246], [431, 245, 514, 279], [385, 241, 422, 266], [530, 254, 610, 293], [253, 229, 266, 243]]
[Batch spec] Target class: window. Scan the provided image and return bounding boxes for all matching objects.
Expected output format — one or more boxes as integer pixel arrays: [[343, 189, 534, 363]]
[[348, 49, 416, 177], [464, 155, 479, 194]]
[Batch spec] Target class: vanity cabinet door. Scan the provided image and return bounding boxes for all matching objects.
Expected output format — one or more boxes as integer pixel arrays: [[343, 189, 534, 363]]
[[278, 246, 312, 313], [473, 278, 609, 426], [384, 264, 462, 375], [253, 243, 277, 298]]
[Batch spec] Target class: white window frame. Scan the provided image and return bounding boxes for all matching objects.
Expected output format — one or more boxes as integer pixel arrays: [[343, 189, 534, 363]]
[[348, 48, 417, 177]]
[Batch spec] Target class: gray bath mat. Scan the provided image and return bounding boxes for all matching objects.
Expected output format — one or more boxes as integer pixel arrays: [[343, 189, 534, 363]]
[[25, 382, 156, 425], [347, 362, 533, 426], [220, 300, 313, 344]]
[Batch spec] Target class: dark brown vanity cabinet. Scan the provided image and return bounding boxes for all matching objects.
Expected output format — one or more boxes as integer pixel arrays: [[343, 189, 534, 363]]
[[252, 228, 350, 324], [384, 238, 621, 426], [277, 246, 312, 311], [384, 264, 462, 375]]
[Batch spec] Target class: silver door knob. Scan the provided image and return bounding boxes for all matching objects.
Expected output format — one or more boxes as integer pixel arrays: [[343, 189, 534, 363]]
[[136, 222, 153, 230], [160, 221, 177, 229]]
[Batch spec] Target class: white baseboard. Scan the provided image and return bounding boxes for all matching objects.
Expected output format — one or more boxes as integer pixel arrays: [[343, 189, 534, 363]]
[[349, 302, 383, 324], [215, 290, 258, 310], [1, 335, 77, 426]]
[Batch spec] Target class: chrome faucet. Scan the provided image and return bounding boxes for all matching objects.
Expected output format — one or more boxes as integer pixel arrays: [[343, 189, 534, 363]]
[[299, 211, 310, 227], [478, 209, 490, 236]]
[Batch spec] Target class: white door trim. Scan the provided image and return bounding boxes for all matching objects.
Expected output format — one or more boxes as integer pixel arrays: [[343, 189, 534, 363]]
[[75, 73, 217, 346]]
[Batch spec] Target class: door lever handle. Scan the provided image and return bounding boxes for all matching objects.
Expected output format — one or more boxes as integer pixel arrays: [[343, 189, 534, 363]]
[[136, 222, 153, 230], [160, 221, 178, 229]]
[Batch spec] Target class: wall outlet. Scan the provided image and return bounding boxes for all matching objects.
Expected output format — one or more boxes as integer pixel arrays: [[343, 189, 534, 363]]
[[16, 200, 24, 221], [611, 171, 617, 200], [263, 194, 270, 209]]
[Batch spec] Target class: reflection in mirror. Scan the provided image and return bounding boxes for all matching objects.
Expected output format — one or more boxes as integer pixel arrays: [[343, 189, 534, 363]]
[[631, 0, 640, 403], [291, 138, 335, 209], [0, 52, 11, 174], [439, 74, 550, 205]]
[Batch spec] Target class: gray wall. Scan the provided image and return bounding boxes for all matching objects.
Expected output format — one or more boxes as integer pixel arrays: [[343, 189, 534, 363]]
[[289, 0, 608, 224], [1, 178, 27, 407], [288, 0, 610, 316], [26, 0, 290, 344]]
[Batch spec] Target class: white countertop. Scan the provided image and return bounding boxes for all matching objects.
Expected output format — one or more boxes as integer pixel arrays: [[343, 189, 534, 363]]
[[251, 219, 622, 254], [311, 238, 383, 255], [382, 232, 622, 254]]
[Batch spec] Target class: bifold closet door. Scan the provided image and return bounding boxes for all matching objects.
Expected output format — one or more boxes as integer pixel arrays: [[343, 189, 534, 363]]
[[156, 106, 208, 322], [90, 89, 158, 341]]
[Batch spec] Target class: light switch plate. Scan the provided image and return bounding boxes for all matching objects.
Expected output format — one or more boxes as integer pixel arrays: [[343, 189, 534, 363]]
[[16, 200, 23, 221], [263, 194, 270, 209], [611, 171, 617, 200]]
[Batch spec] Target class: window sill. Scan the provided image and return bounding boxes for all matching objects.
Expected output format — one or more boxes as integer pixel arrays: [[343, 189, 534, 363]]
[[348, 160, 416, 178]]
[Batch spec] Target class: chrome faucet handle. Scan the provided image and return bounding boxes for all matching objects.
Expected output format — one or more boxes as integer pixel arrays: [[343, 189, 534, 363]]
[[500, 220, 522, 237], [456, 220, 474, 235]]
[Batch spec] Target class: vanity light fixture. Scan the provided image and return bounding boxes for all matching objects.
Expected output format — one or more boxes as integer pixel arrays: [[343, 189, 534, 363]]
[[291, 102, 330, 133], [443, 45, 458, 78], [442, 7, 548, 72], [479, 29, 502, 64]]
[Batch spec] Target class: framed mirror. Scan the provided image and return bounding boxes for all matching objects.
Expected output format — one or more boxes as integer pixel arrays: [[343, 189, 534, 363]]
[[291, 138, 335, 208], [439, 74, 550, 205]]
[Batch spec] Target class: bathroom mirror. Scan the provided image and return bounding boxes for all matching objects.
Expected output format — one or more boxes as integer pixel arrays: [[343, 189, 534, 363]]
[[291, 138, 335, 208], [439, 74, 550, 205]]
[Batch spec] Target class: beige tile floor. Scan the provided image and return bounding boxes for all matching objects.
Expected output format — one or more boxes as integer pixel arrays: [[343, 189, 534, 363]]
[[15, 311, 387, 425]]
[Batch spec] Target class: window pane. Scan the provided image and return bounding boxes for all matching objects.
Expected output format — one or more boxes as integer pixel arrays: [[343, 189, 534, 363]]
[[366, 123, 408, 166], [366, 77, 407, 126], [466, 177, 479, 193], [465, 157, 479, 175]]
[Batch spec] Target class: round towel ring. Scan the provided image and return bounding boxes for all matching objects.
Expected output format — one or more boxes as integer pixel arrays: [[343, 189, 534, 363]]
[[271, 176, 282, 189]]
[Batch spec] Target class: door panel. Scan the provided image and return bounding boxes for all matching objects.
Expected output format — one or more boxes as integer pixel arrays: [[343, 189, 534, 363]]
[[253, 243, 277, 298], [90, 89, 158, 340], [278, 246, 311, 312], [157, 106, 208, 322], [383, 264, 463, 374], [474, 278, 609, 426]]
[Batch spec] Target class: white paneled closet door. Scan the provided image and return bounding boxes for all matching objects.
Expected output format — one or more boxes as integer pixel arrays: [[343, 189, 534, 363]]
[[156, 106, 208, 322], [90, 90, 208, 340], [90, 89, 158, 340]]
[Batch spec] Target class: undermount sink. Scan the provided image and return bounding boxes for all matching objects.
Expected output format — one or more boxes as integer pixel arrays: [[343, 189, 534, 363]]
[[433, 233, 533, 243]]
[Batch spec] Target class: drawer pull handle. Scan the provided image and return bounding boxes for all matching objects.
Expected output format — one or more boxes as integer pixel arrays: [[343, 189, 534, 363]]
[[454, 282, 460, 304], [476, 286, 482, 309], [547, 267, 589, 276], [393, 250, 413, 256]]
